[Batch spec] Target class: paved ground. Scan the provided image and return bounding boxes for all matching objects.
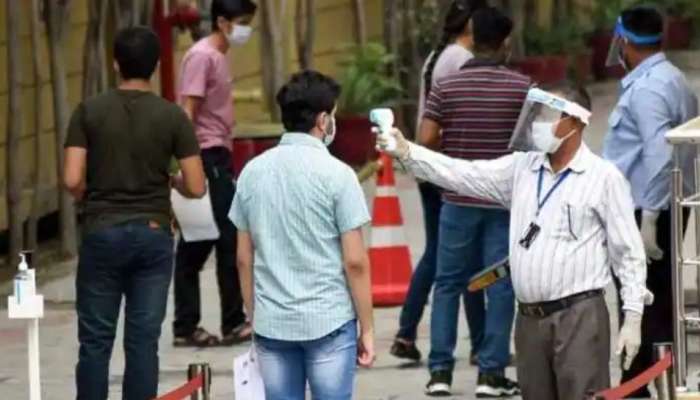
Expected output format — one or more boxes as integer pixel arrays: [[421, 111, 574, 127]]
[[4, 73, 700, 399]]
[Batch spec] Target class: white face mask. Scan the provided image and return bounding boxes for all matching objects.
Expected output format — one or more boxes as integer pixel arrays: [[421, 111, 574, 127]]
[[323, 114, 337, 147], [228, 24, 253, 45], [531, 121, 575, 154]]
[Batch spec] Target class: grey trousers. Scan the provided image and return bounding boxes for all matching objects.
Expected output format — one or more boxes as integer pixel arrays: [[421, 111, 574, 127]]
[[515, 293, 611, 400]]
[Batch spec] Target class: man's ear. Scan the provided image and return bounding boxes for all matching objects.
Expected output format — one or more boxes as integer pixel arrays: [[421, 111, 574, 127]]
[[316, 111, 330, 130], [314, 112, 327, 131], [576, 119, 587, 133]]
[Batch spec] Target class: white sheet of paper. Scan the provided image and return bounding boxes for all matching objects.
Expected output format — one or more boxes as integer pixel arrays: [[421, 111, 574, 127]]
[[170, 187, 220, 242], [234, 346, 265, 400]]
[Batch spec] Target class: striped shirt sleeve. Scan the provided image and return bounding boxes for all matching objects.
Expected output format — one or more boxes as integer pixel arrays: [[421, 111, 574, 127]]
[[334, 167, 371, 233], [229, 170, 250, 232], [601, 167, 652, 314], [406, 143, 516, 208], [423, 79, 445, 124]]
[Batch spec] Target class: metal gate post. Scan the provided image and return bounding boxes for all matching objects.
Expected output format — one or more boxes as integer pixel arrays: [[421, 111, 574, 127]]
[[672, 149, 687, 388], [187, 363, 211, 400], [654, 343, 676, 400]]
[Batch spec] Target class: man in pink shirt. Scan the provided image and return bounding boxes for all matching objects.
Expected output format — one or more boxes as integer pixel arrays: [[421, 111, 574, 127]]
[[173, 0, 257, 347]]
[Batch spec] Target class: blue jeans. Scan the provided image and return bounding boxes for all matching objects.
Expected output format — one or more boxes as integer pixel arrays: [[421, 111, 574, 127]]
[[397, 183, 472, 343], [75, 222, 174, 400], [255, 320, 357, 400], [429, 204, 514, 375]]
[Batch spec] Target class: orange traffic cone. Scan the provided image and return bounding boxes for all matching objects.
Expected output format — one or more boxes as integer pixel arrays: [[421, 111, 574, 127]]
[[369, 153, 413, 307]]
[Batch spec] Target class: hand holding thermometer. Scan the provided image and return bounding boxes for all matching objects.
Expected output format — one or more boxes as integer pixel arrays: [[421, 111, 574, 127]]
[[370, 108, 397, 152]]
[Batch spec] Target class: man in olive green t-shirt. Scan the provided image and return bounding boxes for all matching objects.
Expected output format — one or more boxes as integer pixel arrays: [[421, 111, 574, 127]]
[[63, 27, 205, 400]]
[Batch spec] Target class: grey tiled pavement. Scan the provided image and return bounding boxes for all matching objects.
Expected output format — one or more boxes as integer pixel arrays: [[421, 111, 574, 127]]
[[5, 72, 700, 399]]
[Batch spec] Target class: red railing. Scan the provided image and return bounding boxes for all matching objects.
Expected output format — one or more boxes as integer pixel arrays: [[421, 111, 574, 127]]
[[591, 352, 673, 400]]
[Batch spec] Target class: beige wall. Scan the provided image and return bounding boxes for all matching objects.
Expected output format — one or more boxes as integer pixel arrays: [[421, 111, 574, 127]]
[[0, 0, 90, 230], [0, 0, 382, 230]]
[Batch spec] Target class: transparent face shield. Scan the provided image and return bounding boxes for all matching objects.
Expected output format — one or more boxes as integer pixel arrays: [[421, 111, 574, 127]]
[[606, 17, 662, 67], [509, 88, 592, 152]]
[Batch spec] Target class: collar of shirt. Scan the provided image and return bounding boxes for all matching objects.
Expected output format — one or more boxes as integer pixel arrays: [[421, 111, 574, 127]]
[[279, 132, 329, 151], [621, 52, 667, 90], [461, 57, 505, 69], [530, 143, 592, 175]]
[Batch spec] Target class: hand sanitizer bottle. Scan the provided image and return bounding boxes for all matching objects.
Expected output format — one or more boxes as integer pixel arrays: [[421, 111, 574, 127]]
[[14, 254, 33, 305], [369, 108, 397, 152]]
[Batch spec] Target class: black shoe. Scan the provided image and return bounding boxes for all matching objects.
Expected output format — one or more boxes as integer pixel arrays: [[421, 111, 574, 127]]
[[475, 374, 520, 398], [390, 339, 422, 361], [425, 370, 452, 397]]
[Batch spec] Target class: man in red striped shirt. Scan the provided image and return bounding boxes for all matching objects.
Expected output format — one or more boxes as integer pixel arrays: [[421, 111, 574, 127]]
[[419, 7, 531, 397]]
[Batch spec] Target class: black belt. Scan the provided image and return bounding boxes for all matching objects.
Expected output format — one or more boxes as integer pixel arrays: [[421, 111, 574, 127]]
[[519, 289, 604, 318]]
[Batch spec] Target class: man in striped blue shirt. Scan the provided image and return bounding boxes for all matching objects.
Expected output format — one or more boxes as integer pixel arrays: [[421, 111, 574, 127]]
[[230, 71, 375, 400]]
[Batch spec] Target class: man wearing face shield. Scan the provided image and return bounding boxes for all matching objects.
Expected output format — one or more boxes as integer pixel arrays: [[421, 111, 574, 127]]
[[602, 7, 698, 397], [378, 84, 652, 400], [173, 0, 257, 347]]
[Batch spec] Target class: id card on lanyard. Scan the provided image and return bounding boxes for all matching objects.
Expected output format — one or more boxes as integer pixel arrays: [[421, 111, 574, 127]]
[[518, 166, 571, 249]]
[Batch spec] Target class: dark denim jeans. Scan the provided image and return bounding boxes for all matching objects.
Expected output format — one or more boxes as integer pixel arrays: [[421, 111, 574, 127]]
[[429, 204, 514, 375], [75, 222, 174, 400], [173, 147, 246, 337], [396, 183, 472, 343]]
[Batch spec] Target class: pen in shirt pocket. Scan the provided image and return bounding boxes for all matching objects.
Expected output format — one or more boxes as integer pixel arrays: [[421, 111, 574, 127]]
[[567, 204, 578, 241]]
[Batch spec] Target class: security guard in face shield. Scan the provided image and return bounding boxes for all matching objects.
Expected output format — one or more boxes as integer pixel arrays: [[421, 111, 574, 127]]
[[602, 6, 699, 398]]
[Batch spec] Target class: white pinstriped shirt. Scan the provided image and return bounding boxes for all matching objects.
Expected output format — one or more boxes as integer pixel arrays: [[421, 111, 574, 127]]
[[406, 142, 652, 313]]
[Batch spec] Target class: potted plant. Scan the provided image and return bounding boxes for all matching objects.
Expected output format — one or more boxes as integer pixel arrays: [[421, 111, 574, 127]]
[[332, 43, 402, 166], [567, 23, 594, 85], [517, 25, 572, 85], [663, 0, 698, 49]]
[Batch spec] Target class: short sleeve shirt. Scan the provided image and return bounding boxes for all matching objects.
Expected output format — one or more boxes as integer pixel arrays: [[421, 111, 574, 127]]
[[229, 133, 371, 341], [416, 44, 473, 125], [179, 38, 235, 150], [424, 60, 531, 208], [65, 89, 200, 233]]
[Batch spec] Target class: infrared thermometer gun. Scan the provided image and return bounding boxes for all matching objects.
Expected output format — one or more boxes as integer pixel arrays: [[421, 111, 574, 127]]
[[467, 257, 510, 292], [370, 108, 397, 152]]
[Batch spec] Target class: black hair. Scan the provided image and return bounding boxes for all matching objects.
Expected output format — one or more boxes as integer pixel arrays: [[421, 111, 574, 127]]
[[423, 0, 487, 96], [621, 6, 663, 49], [471, 6, 513, 53], [211, 0, 258, 31], [276, 70, 341, 133], [113, 26, 160, 81]]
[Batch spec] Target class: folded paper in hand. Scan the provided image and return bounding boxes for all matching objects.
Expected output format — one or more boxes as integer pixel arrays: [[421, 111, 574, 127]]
[[171, 186, 220, 242], [234, 345, 265, 400]]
